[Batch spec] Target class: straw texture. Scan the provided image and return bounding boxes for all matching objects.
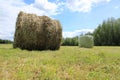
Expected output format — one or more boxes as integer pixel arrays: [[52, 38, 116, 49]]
[[13, 11, 62, 50]]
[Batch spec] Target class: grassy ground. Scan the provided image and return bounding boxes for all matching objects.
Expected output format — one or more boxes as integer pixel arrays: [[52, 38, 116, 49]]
[[0, 44, 120, 80]]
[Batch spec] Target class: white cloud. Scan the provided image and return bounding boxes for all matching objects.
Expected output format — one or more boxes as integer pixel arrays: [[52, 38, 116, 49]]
[[66, 0, 111, 12], [63, 29, 94, 38], [33, 0, 58, 15], [0, 0, 110, 41], [0, 0, 61, 41]]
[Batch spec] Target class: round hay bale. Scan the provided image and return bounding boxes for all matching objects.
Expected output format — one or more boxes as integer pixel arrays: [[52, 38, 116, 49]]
[[13, 11, 62, 50], [79, 35, 94, 48]]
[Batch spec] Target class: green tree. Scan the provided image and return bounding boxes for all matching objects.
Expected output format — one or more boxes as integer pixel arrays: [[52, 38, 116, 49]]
[[62, 36, 78, 46], [93, 18, 120, 46], [0, 39, 13, 44]]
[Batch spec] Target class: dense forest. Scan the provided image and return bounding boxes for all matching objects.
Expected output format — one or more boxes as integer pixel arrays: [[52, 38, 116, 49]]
[[93, 18, 120, 46]]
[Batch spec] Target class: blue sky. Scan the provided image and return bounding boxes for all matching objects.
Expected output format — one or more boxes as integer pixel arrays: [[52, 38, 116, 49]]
[[0, 0, 120, 40], [53, 0, 120, 31]]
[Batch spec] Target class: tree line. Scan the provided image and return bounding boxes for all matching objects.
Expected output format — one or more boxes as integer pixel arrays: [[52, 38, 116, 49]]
[[0, 39, 13, 44], [62, 36, 78, 46], [62, 17, 120, 46], [93, 18, 120, 46]]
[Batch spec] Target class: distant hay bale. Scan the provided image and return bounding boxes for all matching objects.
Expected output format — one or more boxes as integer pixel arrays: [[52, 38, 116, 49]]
[[79, 35, 94, 48], [13, 11, 62, 50]]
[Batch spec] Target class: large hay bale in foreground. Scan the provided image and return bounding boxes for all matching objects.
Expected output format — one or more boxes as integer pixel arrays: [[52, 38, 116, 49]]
[[79, 35, 94, 48], [13, 11, 62, 50]]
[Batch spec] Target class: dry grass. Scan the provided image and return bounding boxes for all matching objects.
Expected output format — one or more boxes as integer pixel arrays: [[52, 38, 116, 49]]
[[0, 44, 120, 80]]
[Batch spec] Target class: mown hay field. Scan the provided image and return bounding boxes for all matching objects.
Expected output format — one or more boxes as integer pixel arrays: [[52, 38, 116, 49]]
[[0, 44, 120, 80]]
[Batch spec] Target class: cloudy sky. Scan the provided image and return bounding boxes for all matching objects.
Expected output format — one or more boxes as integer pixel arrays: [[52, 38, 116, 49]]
[[0, 0, 120, 40]]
